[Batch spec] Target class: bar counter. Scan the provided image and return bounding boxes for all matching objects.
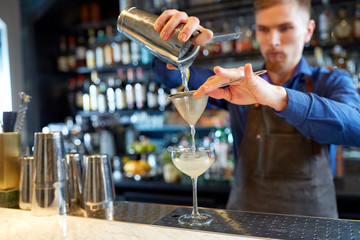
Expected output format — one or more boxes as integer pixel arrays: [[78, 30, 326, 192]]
[[2, 201, 360, 240]]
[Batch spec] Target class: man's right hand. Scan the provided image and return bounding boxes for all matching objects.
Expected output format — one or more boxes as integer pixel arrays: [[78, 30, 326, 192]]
[[154, 9, 213, 70]]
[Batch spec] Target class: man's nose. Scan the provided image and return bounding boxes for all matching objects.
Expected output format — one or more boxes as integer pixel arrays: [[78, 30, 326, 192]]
[[268, 29, 281, 47]]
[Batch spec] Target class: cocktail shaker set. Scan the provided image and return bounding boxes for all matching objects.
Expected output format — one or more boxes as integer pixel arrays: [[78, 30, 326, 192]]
[[19, 132, 115, 217]]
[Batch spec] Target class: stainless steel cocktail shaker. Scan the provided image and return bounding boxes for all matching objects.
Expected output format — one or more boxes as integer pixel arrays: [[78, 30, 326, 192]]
[[117, 7, 200, 69], [31, 132, 69, 216]]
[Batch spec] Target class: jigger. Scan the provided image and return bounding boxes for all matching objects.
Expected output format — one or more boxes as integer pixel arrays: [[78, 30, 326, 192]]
[[31, 132, 69, 216], [168, 92, 209, 126], [82, 154, 115, 212]]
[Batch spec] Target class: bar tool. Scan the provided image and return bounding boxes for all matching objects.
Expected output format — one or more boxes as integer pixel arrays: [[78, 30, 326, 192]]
[[117, 7, 241, 69], [31, 132, 69, 216], [14, 92, 31, 133], [19, 155, 33, 210], [65, 153, 83, 210], [82, 154, 115, 212]]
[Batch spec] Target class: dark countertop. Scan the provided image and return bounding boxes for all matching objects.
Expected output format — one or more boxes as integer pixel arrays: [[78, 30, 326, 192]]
[[70, 201, 360, 240]]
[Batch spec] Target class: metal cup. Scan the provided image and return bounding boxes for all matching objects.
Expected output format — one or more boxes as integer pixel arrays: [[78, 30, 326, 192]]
[[31, 132, 69, 216], [117, 7, 200, 69], [19, 155, 34, 210], [82, 154, 115, 212], [65, 153, 82, 210]]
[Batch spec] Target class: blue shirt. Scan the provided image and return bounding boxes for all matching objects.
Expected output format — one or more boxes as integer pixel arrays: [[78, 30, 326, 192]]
[[152, 57, 360, 175]]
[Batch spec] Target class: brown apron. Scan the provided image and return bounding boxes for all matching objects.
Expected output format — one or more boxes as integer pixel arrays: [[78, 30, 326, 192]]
[[226, 76, 338, 218]]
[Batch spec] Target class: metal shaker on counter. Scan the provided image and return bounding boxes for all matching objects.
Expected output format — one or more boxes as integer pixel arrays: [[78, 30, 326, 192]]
[[19, 155, 34, 210], [65, 153, 83, 211], [31, 132, 69, 216]]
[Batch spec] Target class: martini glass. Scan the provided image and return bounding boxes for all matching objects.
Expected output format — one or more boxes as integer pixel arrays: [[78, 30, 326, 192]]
[[171, 146, 215, 226]]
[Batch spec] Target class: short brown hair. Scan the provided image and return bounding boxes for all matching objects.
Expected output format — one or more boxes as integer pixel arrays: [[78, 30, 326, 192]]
[[254, 0, 311, 18]]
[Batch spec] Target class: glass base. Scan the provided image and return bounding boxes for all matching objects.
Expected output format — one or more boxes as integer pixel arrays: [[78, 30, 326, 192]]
[[178, 213, 213, 226]]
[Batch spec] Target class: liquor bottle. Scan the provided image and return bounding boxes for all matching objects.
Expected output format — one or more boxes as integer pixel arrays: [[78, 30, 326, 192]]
[[97, 77, 108, 113], [86, 28, 96, 68], [318, 0, 334, 45], [125, 68, 135, 109], [75, 74, 85, 111], [112, 32, 122, 64], [82, 76, 91, 112], [140, 47, 152, 65], [89, 71, 100, 111], [157, 84, 170, 111], [57, 36, 69, 72], [221, 23, 234, 54], [106, 76, 116, 113], [333, 6, 353, 44], [121, 39, 131, 65], [104, 25, 114, 66], [235, 16, 252, 53], [353, 2, 360, 40], [130, 40, 141, 66], [147, 75, 158, 109], [67, 36, 77, 71], [115, 69, 127, 110], [95, 29, 105, 68], [75, 31, 87, 68], [134, 67, 146, 109]]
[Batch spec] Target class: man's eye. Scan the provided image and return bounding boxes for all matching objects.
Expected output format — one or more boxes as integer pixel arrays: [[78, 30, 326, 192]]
[[280, 26, 292, 32], [257, 27, 269, 33]]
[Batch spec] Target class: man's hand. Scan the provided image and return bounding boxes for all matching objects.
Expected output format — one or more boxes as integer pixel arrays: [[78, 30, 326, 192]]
[[154, 9, 213, 70], [193, 64, 289, 112]]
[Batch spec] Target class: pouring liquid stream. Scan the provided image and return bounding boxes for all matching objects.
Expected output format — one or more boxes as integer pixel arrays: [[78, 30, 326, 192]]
[[179, 67, 196, 152]]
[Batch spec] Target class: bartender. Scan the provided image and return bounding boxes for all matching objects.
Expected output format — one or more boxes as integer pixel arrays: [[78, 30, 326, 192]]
[[152, 0, 360, 218]]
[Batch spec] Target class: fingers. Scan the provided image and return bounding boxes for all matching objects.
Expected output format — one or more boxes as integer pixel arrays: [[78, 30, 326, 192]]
[[191, 26, 213, 45], [193, 66, 245, 98], [154, 9, 212, 45]]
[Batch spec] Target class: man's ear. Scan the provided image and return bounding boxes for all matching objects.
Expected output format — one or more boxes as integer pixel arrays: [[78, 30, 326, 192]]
[[305, 19, 315, 43]]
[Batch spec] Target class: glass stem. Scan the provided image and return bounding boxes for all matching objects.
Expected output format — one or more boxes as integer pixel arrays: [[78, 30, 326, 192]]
[[191, 177, 200, 217]]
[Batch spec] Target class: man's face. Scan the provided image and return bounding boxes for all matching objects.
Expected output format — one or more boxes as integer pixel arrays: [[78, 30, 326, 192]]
[[255, 2, 313, 73]]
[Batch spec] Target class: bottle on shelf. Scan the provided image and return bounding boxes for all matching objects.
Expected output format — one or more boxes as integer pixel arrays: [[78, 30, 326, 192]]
[[75, 74, 85, 111], [235, 16, 253, 53], [106, 76, 116, 113], [125, 68, 135, 109], [57, 36, 69, 72], [131, 40, 141, 66], [134, 67, 146, 109], [75, 31, 87, 68], [157, 84, 170, 111], [318, 0, 334, 46], [82, 76, 91, 112], [333, 6, 353, 44], [221, 23, 234, 55], [67, 36, 77, 71], [147, 75, 158, 109], [97, 76, 108, 113], [86, 28, 96, 68], [115, 69, 127, 110], [89, 71, 100, 111], [140, 47, 152, 65], [121, 39, 131, 65], [354, 2, 360, 41], [95, 29, 105, 68], [112, 31, 122, 65], [104, 25, 114, 66]]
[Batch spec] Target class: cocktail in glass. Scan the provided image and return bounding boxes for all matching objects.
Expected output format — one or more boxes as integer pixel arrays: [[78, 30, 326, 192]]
[[171, 146, 215, 226]]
